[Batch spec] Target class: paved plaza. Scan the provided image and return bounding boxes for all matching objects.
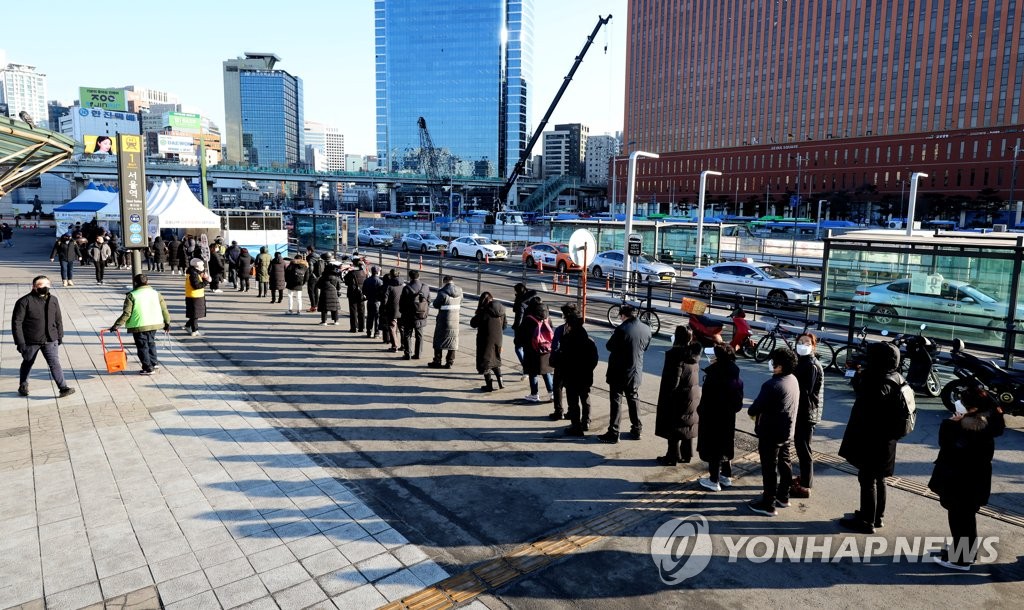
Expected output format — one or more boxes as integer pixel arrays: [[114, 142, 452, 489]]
[[1, 228, 1022, 609]]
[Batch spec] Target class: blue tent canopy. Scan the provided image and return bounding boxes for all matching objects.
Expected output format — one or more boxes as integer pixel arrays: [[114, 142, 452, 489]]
[[53, 201, 106, 213]]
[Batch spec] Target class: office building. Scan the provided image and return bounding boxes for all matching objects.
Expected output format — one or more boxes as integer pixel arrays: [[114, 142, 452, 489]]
[[542, 123, 588, 181], [622, 0, 1024, 214], [375, 0, 534, 178], [0, 51, 47, 129], [222, 53, 304, 167], [585, 134, 618, 184], [304, 121, 345, 171], [123, 87, 180, 113]]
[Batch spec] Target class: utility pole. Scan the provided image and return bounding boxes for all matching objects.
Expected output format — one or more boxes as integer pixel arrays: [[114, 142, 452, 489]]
[[1008, 144, 1022, 215]]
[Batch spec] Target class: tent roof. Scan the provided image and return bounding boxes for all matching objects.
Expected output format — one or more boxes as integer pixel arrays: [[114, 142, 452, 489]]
[[54, 200, 106, 213], [150, 179, 220, 229]]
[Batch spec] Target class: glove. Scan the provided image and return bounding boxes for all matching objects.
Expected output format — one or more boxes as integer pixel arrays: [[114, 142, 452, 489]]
[[108, 326, 118, 333], [163, 323, 170, 332]]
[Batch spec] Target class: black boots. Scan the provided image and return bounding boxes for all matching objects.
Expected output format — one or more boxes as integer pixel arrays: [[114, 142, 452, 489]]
[[494, 370, 504, 389], [480, 374, 494, 392]]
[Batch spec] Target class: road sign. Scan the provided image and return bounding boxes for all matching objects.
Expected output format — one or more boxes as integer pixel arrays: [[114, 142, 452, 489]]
[[627, 232, 643, 256], [790, 195, 800, 208], [117, 133, 148, 249]]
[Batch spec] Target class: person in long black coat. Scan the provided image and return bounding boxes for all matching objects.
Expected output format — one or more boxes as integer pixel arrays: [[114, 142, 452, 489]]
[[316, 263, 344, 325], [928, 387, 1005, 570], [166, 236, 181, 274], [654, 326, 704, 465], [236, 248, 253, 292], [209, 247, 227, 291], [151, 236, 167, 272], [600, 305, 653, 443], [514, 298, 554, 402], [697, 344, 745, 490], [558, 315, 599, 436], [381, 270, 403, 351], [268, 252, 287, 303], [184, 259, 209, 336], [838, 341, 903, 534], [470, 291, 506, 392]]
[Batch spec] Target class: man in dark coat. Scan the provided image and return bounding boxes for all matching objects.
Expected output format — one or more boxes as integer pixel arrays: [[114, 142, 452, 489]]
[[654, 326, 703, 465], [236, 248, 253, 292], [398, 269, 430, 360], [511, 283, 540, 372], [928, 386, 1005, 570], [268, 252, 287, 303], [166, 235, 182, 274], [226, 240, 241, 287], [429, 276, 462, 368], [284, 254, 310, 314], [559, 315, 599, 436], [697, 344, 745, 490], [838, 341, 905, 533], [305, 245, 321, 311], [548, 303, 580, 421], [151, 236, 167, 273], [381, 270, 404, 351], [598, 305, 652, 443], [470, 291, 506, 391], [747, 347, 800, 517], [316, 261, 344, 325], [11, 276, 76, 398], [209, 247, 227, 292], [344, 260, 368, 333], [363, 266, 385, 338]]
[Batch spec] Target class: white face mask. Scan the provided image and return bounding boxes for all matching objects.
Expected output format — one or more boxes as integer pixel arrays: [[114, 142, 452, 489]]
[[796, 344, 813, 356], [953, 400, 967, 415]]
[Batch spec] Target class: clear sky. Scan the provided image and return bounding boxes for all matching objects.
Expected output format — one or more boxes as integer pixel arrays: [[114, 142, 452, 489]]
[[2, 0, 625, 155]]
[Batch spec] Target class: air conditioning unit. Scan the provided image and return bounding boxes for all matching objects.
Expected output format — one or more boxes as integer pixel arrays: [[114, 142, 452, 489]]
[[993, 224, 1008, 232]]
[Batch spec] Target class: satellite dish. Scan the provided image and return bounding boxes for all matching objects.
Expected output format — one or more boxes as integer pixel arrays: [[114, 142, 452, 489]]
[[568, 229, 597, 268]]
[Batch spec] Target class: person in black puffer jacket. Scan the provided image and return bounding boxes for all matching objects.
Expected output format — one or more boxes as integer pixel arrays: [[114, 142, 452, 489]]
[[791, 332, 825, 498], [268, 252, 287, 304], [654, 326, 703, 465], [470, 291, 506, 392], [697, 344, 745, 491], [747, 347, 800, 517], [316, 262, 344, 325], [558, 314, 599, 437]]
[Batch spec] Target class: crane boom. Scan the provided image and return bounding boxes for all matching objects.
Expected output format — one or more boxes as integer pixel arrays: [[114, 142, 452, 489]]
[[417, 116, 445, 215], [498, 13, 612, 209]]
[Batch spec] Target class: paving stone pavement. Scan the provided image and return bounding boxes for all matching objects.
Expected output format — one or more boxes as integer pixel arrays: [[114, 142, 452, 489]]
[[0, 234, 491, 609]]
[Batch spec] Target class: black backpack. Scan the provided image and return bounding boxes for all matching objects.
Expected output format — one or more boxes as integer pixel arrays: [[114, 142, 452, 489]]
[[402, 285, 429, 320]]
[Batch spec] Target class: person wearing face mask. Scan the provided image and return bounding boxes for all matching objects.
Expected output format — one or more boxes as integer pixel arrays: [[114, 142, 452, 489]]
[[791, 333, 824, 499], [747, 347, 799, 516], [184, 258, 210, 337], [11, 276, 76, 398], [927, 386, 1005, 571]]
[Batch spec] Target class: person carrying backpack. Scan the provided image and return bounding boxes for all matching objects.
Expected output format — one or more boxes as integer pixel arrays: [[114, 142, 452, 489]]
[[838, 341, 906, 534], [398, 269, 430, 360], [428, 275, 462, 369], [514, 298, 555, 403]]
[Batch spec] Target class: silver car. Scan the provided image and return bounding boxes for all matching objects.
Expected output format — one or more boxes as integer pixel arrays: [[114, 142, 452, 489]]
[[690, 261, 821, 308], [852, 278, 1021, 337], [400, 232, 447, 253], [357, 228, 393, 247], [588, 250, 677, 284]]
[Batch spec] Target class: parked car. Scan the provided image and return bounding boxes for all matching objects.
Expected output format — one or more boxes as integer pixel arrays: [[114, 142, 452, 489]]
[[588, 250, 678, 284], [522, 242, 580, 273], [357, 227, 393, 247], [690, 261, 821, 308], [448, 235, 508, 261], [852, 278, 1022, 337], [399, 232, 447, 253]]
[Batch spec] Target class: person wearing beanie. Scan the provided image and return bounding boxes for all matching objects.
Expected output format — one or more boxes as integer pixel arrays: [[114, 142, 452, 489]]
[[654, 325, 703, 466], [184, 258, 209, 336]]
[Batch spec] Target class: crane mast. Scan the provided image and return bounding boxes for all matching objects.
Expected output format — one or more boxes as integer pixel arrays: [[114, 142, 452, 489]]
[[497, 14, 613, 210], [418, 116, 445, 216]]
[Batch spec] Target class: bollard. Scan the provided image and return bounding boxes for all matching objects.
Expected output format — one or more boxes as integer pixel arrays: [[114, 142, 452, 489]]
[[564, 274, 571, 295], [485, 254, 489, 264], [536, 258, 544, 275], [552, 274, 559, 293], [605, 275, 610, 290], [419, 255, 423, 271]]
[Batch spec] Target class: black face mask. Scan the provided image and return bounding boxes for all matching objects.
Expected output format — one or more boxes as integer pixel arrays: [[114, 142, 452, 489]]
[[35, 287, 49, 296]]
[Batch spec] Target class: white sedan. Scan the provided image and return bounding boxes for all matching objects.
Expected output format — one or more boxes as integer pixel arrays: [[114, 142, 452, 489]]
[[357, 227, 393, 247], [588, 250, 677, 284], [448, 235, 508, 261]]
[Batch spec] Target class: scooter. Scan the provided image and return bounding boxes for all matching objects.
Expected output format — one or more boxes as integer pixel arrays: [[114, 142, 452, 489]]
[[941, 338, 1024, 417], [688, 312, 723, 347], [893, 324, 941, 397], [687, 305, 756, 357], [728, 305, 756, 357]]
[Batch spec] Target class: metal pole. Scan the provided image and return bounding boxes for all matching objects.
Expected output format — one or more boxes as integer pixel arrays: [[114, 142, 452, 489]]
[[695, 170, 722, 267], [1009, 144, 1021, 217], [623, 151, 660, 284], [905, 172, 929, 236]]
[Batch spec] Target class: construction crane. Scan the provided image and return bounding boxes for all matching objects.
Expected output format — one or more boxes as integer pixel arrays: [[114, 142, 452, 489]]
[[497, 13, 612, 210], [417, 116, 446, 216]]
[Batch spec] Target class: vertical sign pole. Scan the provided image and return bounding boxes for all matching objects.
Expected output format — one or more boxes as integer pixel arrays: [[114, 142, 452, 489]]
[[117, 133, 148, 278]]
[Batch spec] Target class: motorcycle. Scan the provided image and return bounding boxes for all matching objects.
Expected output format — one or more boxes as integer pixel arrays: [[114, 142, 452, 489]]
[[940, 338, 1024, 417], [687, 305, 756, 357], [893, 324, 942, 397]]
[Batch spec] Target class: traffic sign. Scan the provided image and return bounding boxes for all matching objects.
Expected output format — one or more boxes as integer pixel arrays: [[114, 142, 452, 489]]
[[627, 232, 642, 256]]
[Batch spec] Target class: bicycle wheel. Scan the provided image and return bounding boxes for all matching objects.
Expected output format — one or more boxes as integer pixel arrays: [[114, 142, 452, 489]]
[[753, 335, 776, 362], [607, 304, 623, 327], [815, 341, 835, 371], [639, 310, 661, 336], [833, 346, 853, 372]]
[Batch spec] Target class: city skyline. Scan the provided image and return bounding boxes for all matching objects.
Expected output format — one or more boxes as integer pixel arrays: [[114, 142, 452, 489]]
[[0, 0, 624, 155]]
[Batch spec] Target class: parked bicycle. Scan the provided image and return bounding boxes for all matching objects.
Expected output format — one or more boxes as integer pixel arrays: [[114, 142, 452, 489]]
[[607, 291, 662, 336], [752, 317, 835, 369]]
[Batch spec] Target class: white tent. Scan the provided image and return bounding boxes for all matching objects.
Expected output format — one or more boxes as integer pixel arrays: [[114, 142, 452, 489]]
[[148, 179, 220, 235]]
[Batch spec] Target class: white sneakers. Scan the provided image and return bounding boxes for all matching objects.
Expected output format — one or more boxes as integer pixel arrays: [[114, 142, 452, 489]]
[[719, 476, 732, 488], [699, 477, 721, 492], [523, 394, 540, 402], [546, 393, 555, 402]]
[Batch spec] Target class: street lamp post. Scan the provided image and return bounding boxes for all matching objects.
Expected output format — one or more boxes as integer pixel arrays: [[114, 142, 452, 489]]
[[900, 178, 906, 226], [695, 170, 723, 267], [623, 151, 660, 284], [905, 172, 929, 236], [1008, 144, 1022, 222]]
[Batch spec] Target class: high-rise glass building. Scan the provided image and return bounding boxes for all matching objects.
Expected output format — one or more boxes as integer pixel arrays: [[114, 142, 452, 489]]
[[375, 0, 534, 178], [222, 53, 304, 168]]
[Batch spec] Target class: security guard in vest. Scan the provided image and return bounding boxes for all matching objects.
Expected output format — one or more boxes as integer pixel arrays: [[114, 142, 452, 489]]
[[110, 274, 171, 375]]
